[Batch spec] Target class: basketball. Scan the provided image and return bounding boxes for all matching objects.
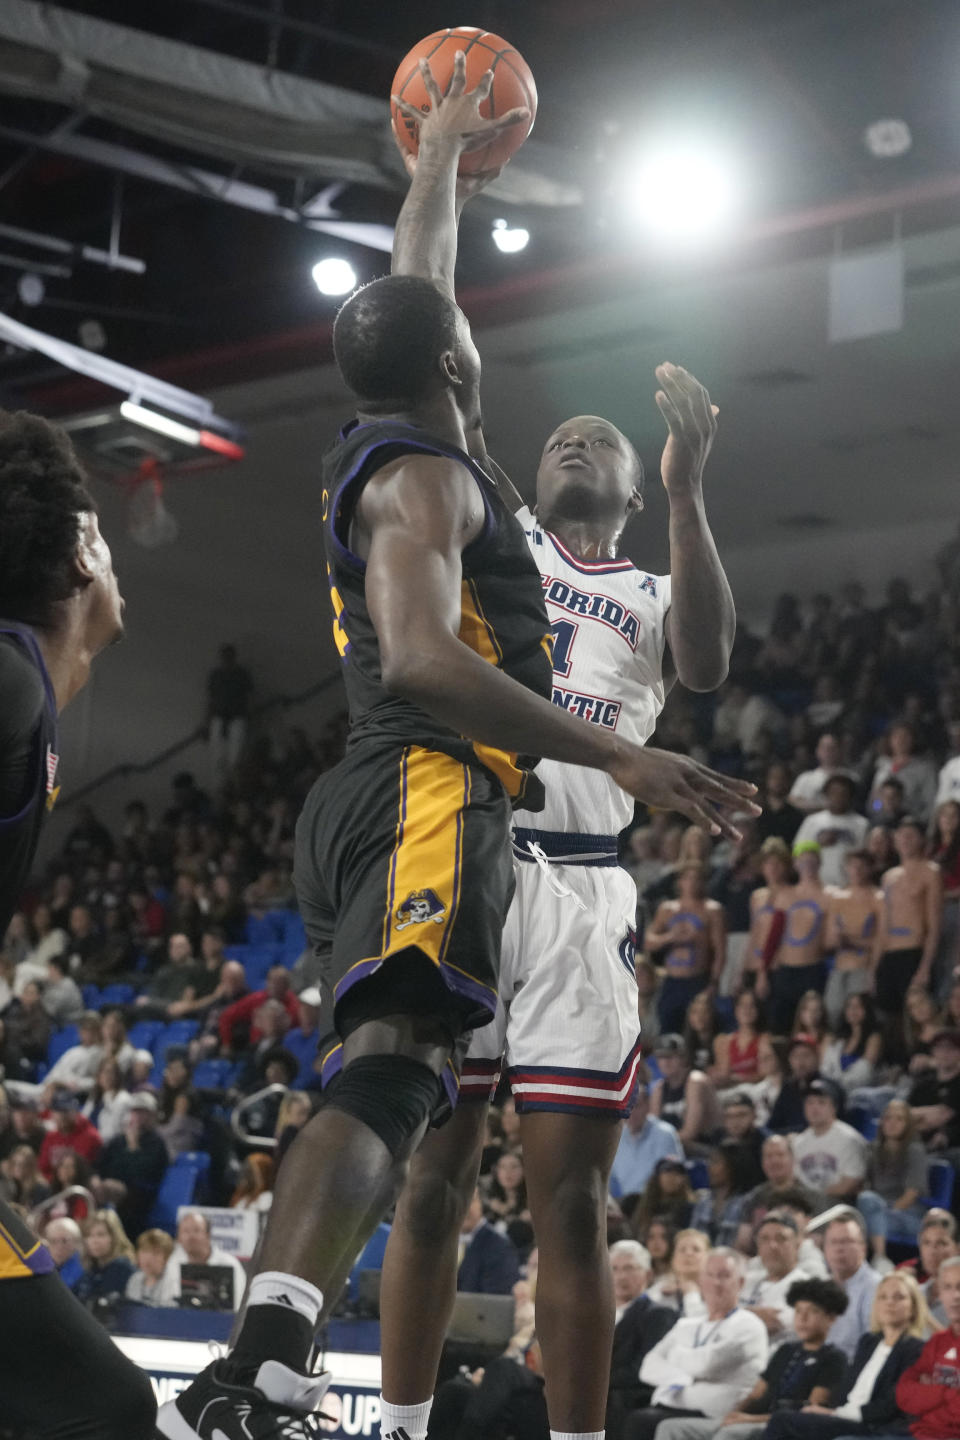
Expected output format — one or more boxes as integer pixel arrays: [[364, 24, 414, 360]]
[[391, 27, 538, 175]]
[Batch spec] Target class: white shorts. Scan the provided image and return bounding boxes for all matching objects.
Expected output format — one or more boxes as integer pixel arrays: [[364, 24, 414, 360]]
[[460, 849, 643, 1118]]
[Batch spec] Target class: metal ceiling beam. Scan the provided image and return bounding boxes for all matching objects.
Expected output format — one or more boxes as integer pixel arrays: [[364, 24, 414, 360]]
[[0, 219, 145, 274]]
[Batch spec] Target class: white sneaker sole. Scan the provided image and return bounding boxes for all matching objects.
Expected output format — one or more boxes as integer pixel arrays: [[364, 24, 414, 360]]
[[155, 1398, 204, 1440]]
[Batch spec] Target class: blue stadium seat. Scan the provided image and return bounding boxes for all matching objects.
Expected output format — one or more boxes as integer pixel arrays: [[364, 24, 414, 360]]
[[245, 913, 286, 946], [714, 996, 736, 1031], [46, 1026, 79, 1067], [192, 1059, 232, 1089], [100, 983, 135, 1007], [152, 1021, 200, 1064], [847, 1106, 879, 1141], [146, 1151, 211, 1233], [925, 1159, 955, 1210], [280, 911, 307, 962], [686, 1159, 710, 1190], [81, 984, 101, 1010], [127, 1020, 164, 1052]]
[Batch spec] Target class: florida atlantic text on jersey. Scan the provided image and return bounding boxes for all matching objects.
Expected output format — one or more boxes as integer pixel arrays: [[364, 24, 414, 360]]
[[514, 506, 671, 833]]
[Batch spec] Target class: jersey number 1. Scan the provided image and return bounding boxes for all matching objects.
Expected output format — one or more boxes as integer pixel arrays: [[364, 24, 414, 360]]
[[550, 619, 578, 678]]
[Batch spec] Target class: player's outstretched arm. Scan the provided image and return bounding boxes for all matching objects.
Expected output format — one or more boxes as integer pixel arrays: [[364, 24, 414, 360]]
[[361, 453, 758, 837], [391, 51, 525, 296], [656, 363, 735, 692]]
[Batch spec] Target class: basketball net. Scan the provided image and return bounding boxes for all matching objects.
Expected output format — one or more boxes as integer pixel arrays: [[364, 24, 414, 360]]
[[123, 457, 179, 548]]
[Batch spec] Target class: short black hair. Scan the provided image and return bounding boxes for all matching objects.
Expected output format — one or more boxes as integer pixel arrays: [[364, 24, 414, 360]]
[[333, 275, 462, 404], [771, 1185, 817, 1215], [0, 411, 96, 627], [786, 1276, 849, 1317], [897, 814, 925, 836]]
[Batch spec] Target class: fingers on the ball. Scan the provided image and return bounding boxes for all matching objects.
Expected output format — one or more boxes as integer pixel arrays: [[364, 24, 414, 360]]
[[474, 68, 495, 98], [497, 105, 531, 129], [419, 58, 444, 107], [449, 51, 467, 96], [394, 97, 422, 123]]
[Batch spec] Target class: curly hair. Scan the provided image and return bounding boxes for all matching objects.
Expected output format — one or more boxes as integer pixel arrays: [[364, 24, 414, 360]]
[[0, 411, 96, 626], [333, 275, 462, 404]]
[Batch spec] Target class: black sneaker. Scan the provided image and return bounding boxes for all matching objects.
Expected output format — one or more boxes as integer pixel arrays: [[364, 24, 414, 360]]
[[156, 1358, 333, 1440]]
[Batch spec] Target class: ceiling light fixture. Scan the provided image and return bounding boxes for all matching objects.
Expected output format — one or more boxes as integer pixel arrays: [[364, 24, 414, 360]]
[[492, 218, 530, 253], [312, 257, 357, 295]]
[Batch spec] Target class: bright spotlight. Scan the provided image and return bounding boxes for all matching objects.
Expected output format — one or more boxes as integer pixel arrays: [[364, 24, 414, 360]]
[[492, 218, 530, 254], [619, 143, 739, 245], [312, 257, 357, 295]]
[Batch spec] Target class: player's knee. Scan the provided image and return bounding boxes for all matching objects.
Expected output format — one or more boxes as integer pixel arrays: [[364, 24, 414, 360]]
[[540, 1169, 608, 1259], [401, 1164, 475, 1246], [325, 1053, 442, 1160]]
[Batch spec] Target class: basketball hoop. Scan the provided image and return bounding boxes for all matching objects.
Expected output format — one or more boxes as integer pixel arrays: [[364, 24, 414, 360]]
[[123, 457, 179, 548]]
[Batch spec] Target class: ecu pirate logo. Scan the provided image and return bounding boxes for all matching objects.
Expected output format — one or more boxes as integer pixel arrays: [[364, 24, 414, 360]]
[[396, 889, 446, 931]]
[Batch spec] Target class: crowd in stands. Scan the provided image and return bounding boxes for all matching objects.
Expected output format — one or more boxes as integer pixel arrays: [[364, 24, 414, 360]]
[[3, 579, 960, 1437]]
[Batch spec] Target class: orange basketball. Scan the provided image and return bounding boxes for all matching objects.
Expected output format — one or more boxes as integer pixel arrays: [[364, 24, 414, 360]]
[[391, 27, 537, 175]]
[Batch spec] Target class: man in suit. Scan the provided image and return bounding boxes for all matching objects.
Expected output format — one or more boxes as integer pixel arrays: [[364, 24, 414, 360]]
[[457, 1188, 520, 1295], [608, 1240, 677, 1440]]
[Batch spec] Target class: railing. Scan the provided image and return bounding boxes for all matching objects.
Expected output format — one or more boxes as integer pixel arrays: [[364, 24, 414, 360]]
[[230, 1082, 289, 1150], [57, 673, 345, 811], [29, 1185, 96, 1229]]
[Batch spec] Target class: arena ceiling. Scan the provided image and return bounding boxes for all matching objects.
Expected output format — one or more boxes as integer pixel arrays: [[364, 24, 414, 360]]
[[0, 0, 959, 407]]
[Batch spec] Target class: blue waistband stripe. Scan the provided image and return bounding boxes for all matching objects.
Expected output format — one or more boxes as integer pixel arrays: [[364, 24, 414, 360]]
[[512, 826, 620, 866]]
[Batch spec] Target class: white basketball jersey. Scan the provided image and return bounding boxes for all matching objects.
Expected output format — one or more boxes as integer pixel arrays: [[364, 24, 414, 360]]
[[515, 506, 671, 835]]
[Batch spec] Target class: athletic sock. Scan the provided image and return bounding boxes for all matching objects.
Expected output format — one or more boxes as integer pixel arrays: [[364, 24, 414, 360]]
[[225, 1272, 324, 1383], [550, 1432, 604, 1440], [380, 1396, 433, 1440]]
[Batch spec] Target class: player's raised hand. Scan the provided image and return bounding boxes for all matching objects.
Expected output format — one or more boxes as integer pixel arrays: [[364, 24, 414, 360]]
[[606, 743, 760, 841], [390, 117, 503, 201], [392, 50, 530, 159], [655, 362, 719, 496]]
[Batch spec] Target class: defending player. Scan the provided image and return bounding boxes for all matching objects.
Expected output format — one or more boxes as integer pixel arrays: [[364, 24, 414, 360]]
[[158, 68, 756, 1440], [378, 56, 737, 1440], [0, 413, 155, 1438]]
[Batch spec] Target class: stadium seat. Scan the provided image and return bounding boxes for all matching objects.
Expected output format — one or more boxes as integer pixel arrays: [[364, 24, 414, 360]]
[[127, 1019, 164, 1051], [192, 1059, 232, 1089], [146, 1151, 212, 1232], [686, 1159, 710, 1190], [245, 913, 286, 946], [99, 983, 135, 1007], [714, 996, 736, 1031], [847, 1106, 879, 1141], [925, 1159, 955, 1210], [152, 1021, 200, 1064], [46, 1026, 79, 1067], [280, 910, 307, 962], [81, 984, 101, 1009]]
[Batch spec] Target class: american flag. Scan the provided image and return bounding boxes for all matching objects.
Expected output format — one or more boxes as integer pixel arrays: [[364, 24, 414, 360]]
[[45, 744, 59, 794]]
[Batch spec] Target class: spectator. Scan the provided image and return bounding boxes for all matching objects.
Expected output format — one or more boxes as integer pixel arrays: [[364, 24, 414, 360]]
[[230, 1153, 275, 1213], [867, 823, 899, 882], [741, 1034, 788, 1127], [647, 1227, 710, 1317], [194, 959, 249, 1056], [166, 1210, 246, 1310], [760, 843, 828, 1036], [650, 1035, 720, 1155], [870, 722, 937, 825], [768, 1036, 821, 1134], [81, 1056, 131, 1144], [125, 1227, 177, 1306], [820, 993, 884, 1095], [0, 1141, 50, 1208], [217, 965, 299, 1051], [45, 1149, 93, 1225], [483, 1151, 532, 1244], [790, 734, 846, 814], [95, 1091, 169, 1238], [74, 1209, 135, 1309], [718, 1090, 766, 1187], [823, 850, 884, 1027], [737, 1137, 825, 1252], [793, 1078, 868, 1200], [909, 1027, 960, 1162], [61, 905, 104, 980], [274, 1088, 312, 1166], [898, 1210, 957, 1290], [690, 1142, 755, 1246], [821, 1211, 881, 1362], [873, 777, 909, 832], [37, 1089, 103, 1181], [609, 1083, 684, 1199], [44, 1215, 84, 1289], [631, 1248, 769, 1439], [795, 775, 870, 888], [934, 720, 960, 808], [658, 1276, 849, 1440], [647, 864, 726, 1034], [684, 989, 719, 1075], [793, 991, 830, 1047], [713, 991, 765, 1088], [630, 1157, 695, 1243], [39, 1011, 104, 1096], [877, 819, 942, 1042], [6, 1094, 45, 1155], [857, 1099, 929, 1268], [457, 1185, 521, 1295], [739, 1211, 810, 1347], [133, 932, 206, 1020], [755, 762, 804, 847], [41, 954, 85, 1026], [15, 903, 66, 992], [766, 1269, 929, 1440], [607, 1241, 678, 1440], [164, 927, 229, 1019], [206, 643, 254, 785], [5, 979, 52, 1066], [635, 959, 663, 1049], [646, 1219, 675, 1285], [272, 986, 321, 1090]]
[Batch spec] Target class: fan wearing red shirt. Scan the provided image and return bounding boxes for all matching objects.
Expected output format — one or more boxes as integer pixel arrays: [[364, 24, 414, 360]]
[[896, 1256, 960, 1440], [217, 964, 299, 1049], [37, 1089, 103, 1180]]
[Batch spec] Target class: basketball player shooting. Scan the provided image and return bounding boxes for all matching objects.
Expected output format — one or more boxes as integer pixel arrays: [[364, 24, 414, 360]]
[[380, 54, 738, 1440], [158, 56, 755, 1440]]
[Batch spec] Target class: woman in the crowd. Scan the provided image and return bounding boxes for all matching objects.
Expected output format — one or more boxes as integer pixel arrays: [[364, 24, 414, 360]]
[[742, 1033, 789, 1127], [643, 1219, 675, 1283], [629, 1157, 695, 1241], [634, 959, 662, 1050], [230, 1152, 275, 1212], [484, 1151, 532, 1228], [126, 1227, 177, 1306], [479, 1105, 504, 1177], [74, 1209, 136, 1308], [20, 902, 67, 983], [820, 991, 884, 1093], [274, 1088, 312, 1165], [82, 1055, 131, 1144], [902, 983, 943, 1074], [0, 1014, 29, 1086], [498, 1094, 522, 1155], [5, 980, 52, 1066], [764, 1269, 933, 1439], [0, 1142, 51, 1209], [792, 988, 830, 1044], [682, 988, 718, 1074], [44, 1150, 93, 1225], [857, 1099, 931, 1266], [3, 911, 33, 969], [689, 1139, 754, 1246], [100, 1007, 136, 1074], [646, 1227, 709, 1316], [930, 799, 960, 894], [713, 987, 766, 1086]]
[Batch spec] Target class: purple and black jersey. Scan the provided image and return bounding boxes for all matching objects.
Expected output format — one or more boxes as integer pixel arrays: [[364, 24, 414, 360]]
[[0, 623, 59, 934]]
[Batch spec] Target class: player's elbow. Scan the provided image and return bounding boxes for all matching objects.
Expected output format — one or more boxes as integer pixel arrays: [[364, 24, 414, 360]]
[[380, 643, 445, 704], [677, 655, 730, 692]]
